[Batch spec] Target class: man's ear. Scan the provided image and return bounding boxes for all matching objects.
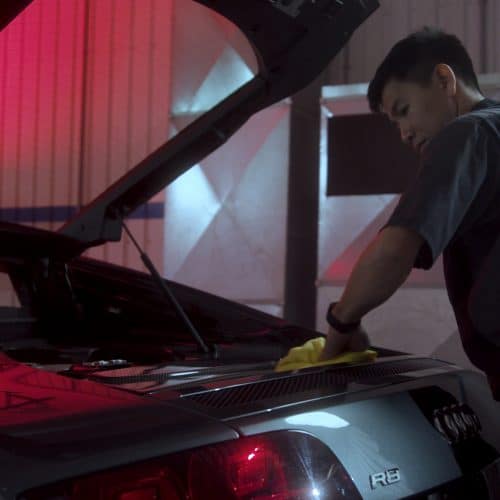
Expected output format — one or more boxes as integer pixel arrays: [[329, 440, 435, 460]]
[[434, 63, 457, 96]]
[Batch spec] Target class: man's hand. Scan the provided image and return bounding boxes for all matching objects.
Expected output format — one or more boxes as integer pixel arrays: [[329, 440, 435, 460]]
[[318, 325, 370, 361], [317, 227, 422, 362]]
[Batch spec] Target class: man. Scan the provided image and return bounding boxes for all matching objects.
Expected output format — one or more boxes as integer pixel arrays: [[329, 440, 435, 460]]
[[319, 27, 500, 401]]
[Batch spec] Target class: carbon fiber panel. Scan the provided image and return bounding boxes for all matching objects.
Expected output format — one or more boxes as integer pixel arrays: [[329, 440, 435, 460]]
[[182, 358, 447, 409]]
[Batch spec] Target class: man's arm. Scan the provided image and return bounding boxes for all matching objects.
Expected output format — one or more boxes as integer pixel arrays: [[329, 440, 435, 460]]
[[320, 226, 424, 359]]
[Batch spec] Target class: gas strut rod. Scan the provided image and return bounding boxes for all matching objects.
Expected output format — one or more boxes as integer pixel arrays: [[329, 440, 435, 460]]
[[121, 219, 210, 354]]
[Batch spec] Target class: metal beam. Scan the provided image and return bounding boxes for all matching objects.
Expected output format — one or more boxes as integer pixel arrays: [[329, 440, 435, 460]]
[[284, 76, 323, 329]]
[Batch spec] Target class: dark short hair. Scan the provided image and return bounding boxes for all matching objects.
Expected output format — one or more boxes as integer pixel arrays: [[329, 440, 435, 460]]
[[367, 27, 480, 112]]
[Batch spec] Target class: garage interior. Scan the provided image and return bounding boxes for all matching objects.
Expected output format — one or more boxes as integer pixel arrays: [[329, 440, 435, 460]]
[[0, 0, 500, 371]]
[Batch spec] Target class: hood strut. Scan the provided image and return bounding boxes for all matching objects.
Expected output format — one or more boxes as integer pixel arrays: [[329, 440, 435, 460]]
[[121, 219, 210, 354]]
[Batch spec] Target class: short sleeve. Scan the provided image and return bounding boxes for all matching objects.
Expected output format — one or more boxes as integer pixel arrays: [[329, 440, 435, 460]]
[[384, 119, 487, 269]]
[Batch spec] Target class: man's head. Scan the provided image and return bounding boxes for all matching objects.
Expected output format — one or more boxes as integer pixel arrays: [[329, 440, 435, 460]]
[[367, 28, 483, 154]]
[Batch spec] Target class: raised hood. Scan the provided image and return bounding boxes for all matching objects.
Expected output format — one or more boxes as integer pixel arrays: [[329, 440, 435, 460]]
[[0, 0, 32, 32], [57, 0, 379, 249]]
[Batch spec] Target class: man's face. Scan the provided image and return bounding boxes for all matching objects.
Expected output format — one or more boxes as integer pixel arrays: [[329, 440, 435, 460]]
[[381, 71, 456, 155]]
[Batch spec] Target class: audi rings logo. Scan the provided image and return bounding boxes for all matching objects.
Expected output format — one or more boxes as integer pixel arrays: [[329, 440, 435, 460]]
[[432, 404, 481, 444]]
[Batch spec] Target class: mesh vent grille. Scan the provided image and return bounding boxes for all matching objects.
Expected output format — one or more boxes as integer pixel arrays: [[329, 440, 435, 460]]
[[182, 358, 445, 409]]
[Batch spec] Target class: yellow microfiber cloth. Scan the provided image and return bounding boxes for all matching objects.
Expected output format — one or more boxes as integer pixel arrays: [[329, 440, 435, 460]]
[[275, 336, 377, 372]]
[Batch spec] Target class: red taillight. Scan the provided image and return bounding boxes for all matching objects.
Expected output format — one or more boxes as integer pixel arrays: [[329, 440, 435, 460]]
[[228, 445, 286, 497], [20, 431, 361, 500], [188, 439, 288, 500]]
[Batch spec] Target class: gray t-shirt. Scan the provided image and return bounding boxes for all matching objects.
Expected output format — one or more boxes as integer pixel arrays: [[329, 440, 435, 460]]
[[385, 98, 500, 373]]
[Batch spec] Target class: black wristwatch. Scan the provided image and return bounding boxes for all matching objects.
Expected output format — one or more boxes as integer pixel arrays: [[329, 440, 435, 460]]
[[326, 302, 361, 334]]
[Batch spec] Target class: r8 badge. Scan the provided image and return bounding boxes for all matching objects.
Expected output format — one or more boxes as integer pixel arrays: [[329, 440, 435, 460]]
[[369, 467, 401, 489]]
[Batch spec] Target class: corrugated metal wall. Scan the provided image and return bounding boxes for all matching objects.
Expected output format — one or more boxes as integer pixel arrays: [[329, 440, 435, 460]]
[[0, 0, 172, 273], [81, 0, 172, 270], [0, 0, 85, 231], [328, 0, 495, 85]]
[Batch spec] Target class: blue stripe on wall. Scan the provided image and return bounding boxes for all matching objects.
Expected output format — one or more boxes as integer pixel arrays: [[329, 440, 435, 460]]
[[0, 202, 164, 223], [129, 202, 164, 219]]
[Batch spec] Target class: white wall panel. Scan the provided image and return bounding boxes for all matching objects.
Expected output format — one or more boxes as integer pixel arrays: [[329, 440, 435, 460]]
[[170, 0, 256, 115], [166, 0, 286, 311], [165, 104, 291, 305]]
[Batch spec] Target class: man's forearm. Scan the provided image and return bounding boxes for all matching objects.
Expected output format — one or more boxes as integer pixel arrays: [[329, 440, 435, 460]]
[[332, 228, 421, 323]]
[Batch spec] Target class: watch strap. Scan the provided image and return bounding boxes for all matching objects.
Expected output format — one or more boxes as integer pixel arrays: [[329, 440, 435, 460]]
[[326, 302, 361, 333]]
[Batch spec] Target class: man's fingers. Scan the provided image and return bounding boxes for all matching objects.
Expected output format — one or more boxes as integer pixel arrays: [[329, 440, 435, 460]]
[[319, 327, 350, 360], [348, 328, 370, 351], [320, 326, 370, 361]]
